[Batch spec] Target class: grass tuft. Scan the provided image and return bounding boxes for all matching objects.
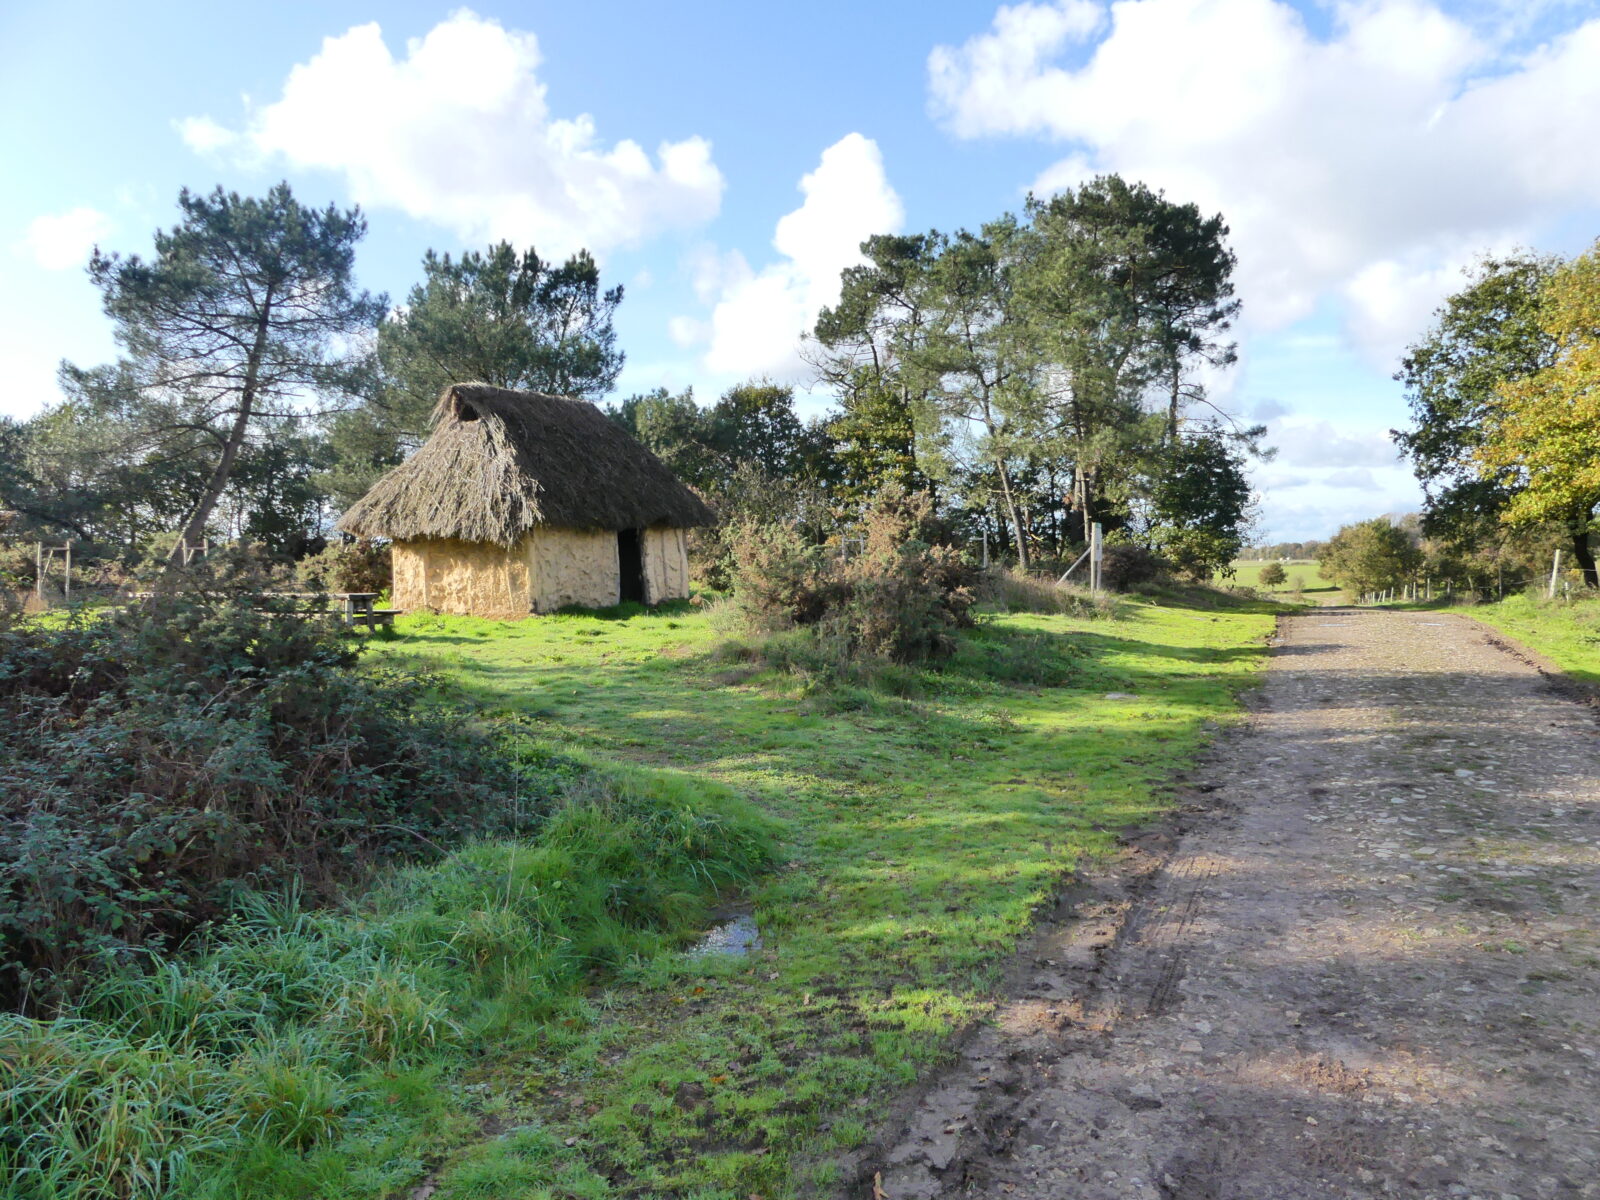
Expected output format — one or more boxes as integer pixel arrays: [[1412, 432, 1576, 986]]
[[1, 757, 774, 1199]]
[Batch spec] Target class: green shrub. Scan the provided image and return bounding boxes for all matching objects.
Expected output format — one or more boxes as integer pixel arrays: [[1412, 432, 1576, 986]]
[[727, 489, 976, 666], [726, 519, 840, 632], [1099, 543, 1170, 591], [0, 588, 543, 1008], [295, 539, 392, 596]]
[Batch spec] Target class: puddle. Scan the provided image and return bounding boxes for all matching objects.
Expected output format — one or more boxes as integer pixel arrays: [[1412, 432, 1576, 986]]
[[688, 913, 761, 958]]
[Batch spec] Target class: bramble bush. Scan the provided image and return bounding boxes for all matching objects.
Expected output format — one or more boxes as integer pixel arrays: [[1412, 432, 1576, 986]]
[[0, 577, 540, 1009]]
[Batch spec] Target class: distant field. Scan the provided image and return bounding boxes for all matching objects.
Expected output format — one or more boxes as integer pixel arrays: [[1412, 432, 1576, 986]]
[[1222, 558, 1344, 601]]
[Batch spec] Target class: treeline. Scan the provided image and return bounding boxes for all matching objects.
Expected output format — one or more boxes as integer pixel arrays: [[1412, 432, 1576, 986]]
[[2, 175, 1263, 582], [0, 189, 630, 564], [1391, 242, 1600, 588], [1241, 541, 1325, 562]]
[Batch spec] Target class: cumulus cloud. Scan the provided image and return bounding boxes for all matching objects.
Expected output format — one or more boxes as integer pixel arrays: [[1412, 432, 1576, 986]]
[[1324, 467, 1379, 489], [182, 11, 724, 257], [1248, 461, 1424, 538], [175, 115, 236, 154], [699, 133, 904, 379], [667, 315, 708, 348], [19, 207, 111, 270], [929, 0, 1600, 363], [1269, 419, 1398, 469], [1256, 470, 1310, 490]]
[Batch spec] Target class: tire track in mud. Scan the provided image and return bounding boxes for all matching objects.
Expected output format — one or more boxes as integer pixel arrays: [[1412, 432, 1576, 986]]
[[857, 609, 1600, 1200]]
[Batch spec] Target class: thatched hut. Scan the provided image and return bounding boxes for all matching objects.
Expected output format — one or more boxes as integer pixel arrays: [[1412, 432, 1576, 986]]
[[337, 383, 714, 617]]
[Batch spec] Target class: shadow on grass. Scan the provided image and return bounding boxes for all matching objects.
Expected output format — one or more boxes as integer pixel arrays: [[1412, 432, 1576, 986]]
[[1140, 582, 1298, 615]]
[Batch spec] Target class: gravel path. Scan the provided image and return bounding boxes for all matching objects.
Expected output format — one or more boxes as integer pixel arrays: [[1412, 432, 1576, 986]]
[[871, 609, 1600, 1200]]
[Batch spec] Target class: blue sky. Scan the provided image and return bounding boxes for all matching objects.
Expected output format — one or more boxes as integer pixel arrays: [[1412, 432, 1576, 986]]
[[5, 0, 1600, 541]]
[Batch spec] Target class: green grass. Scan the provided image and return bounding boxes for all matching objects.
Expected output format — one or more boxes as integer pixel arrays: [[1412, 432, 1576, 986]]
[[1442, 591, 1600, 691], [6, 593, 1280, 1199], [355, 595, 1278, 1197], [1223, 558, 1342, 601], [2, 763, 774, 1200]]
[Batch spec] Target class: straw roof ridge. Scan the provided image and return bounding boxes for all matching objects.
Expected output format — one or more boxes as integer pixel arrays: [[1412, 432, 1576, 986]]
[[337, 383, 715, 546]]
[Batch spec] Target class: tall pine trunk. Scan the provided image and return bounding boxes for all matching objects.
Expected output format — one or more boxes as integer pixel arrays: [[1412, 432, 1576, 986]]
[[1166, 361, 1181, 443], [994, 456, 1029, 570], [170, 294, 272, 563]]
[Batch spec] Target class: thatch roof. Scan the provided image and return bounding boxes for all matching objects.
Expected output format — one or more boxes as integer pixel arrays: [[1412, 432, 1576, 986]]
[[337, 384, 715, 546]]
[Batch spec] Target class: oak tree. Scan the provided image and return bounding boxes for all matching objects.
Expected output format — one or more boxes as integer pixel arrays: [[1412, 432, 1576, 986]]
[[1477, 243, 1600, 585]]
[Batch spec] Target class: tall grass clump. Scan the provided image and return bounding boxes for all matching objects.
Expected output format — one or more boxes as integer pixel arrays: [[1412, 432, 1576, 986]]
[[976, 566, 1121, 619], [1, 764, 777, 1199]]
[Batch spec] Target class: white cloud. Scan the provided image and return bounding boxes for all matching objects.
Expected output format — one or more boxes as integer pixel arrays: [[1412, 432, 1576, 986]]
[[1269, 419, 1398, 469], [930, 0, 1600, 361], [175, 115, 237, 154], [183, 11, 724, 257], [700, 133, 904, 379], [928, 1, 1105, 138], [1257, 469, 1310, 489], [1324, 467, 1379, 489], [684, 244, 752, 305], [667, 315, 708, 348], [18, 207, 111, 270]]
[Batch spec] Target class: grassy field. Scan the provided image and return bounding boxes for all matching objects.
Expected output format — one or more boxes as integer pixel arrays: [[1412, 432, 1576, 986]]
[[345, 593, 1278, 1198], [1444, 591, 1600, 691], [1224, 559, 1342, 602], [5, 592, 1281, 1200]]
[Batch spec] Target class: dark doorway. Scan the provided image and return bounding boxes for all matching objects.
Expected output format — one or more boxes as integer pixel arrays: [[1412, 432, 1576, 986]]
[[618, 529, 645, 604]]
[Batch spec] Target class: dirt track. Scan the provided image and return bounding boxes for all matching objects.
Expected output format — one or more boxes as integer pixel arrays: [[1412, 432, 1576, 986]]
[[870, 609, 1600, 1200]]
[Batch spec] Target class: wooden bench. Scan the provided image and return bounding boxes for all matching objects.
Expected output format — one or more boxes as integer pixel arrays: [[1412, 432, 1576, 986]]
[[324, 593, 402, 631], [350, 606, 401, 630]]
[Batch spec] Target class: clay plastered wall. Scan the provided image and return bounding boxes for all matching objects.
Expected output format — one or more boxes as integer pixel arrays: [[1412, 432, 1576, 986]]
[[529, 527, 619, 612], [393, 538, 532, 618], [642, 526, 691, 604]]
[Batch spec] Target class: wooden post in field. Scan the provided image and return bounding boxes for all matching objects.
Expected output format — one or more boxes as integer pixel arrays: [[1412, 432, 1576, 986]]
[[1549, 549, 1564, 599], [63, 541, 71, 604], [1089, 522, 1103, 593]]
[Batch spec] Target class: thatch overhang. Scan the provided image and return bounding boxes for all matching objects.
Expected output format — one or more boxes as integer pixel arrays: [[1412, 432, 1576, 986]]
[[337, 384, 715, 547]]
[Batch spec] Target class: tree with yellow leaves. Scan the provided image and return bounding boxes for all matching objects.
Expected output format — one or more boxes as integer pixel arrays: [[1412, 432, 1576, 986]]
[[1477, 242, 1600, 586]]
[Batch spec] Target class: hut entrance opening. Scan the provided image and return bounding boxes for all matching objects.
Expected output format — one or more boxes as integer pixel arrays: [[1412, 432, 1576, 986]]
[[618, 529, 645, 604]]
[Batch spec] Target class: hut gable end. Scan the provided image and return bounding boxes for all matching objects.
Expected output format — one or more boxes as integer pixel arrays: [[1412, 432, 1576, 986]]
[[337, 384, 715, 546]]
